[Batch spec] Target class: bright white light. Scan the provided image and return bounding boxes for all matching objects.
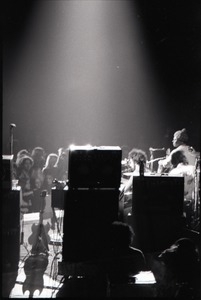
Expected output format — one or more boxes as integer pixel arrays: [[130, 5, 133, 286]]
[[132, 271, 156, 285], [69, 144, 93, 151], [69, 144, 76, 150], [85, 144, 92, 148]]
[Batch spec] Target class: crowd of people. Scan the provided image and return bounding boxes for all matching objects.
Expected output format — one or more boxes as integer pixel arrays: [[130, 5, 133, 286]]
[[12, 146, 69, 214]]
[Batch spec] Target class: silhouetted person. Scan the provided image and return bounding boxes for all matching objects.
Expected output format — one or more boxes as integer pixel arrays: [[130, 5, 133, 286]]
[[107, 221, 147, 285], [54, 147, 69, 181], [17, 155, 34, 213], [122, 148, 150, 225], [168, 150, 197, 229], [169, 150, 195, 202], [32, 177, 44, 212], [155, 237, 200, 298], [42, 153, 58, 181], [30, 146, 46, 187], [14, 149, 31, 179], [124, 148, 150, 193]]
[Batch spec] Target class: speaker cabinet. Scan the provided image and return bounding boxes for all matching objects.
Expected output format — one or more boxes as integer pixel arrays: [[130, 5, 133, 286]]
[[62, 189, 120, 262], [2, 155, 13, 190], [2, 188, 21, 272], [68, 146, 122, 189], [131, 176, 184, 253]]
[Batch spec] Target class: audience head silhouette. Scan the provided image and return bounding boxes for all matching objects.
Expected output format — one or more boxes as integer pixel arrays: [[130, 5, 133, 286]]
[[159, 237, 199, 273], [110, 221, 134, 251]]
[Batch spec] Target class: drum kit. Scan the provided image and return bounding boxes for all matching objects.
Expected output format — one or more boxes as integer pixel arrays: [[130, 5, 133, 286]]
[[121, 147, 200, 232]]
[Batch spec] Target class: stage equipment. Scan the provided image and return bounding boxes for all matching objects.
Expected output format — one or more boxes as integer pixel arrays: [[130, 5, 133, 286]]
[[2, 123, 17, 189], [149, 147, 166, 173], [61, 145, 122, 262], [51, 182, 68, 209], [9, 123, 16, 156], [2, 155, 13, 190], [62, 188, 120, 262], [191, 157, 200, 231], [131, 176, 184, 253], [2, 187, 21, 272], [149, 147, 165, 152], [68, 145, 122, 188]]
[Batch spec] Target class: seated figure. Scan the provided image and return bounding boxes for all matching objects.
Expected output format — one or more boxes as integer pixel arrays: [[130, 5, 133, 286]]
[[158, 128, 198, 174], [168, 150, 195, 202], [107, 221, 147, 284]]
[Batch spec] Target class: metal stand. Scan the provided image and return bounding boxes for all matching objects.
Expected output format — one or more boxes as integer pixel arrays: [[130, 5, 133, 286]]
[[149, 150, 154, 173], [192, 157, 200, 231]]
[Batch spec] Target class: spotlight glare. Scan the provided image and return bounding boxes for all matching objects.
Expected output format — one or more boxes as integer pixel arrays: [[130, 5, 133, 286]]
[[69, 144, 76, 150]]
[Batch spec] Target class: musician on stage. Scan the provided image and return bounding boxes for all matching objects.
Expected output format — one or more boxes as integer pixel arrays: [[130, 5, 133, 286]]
[[119, 148, 150, 224], [168, 150, 195, 202], [123, 148, 150, 193], [157, 128, 198, 174]]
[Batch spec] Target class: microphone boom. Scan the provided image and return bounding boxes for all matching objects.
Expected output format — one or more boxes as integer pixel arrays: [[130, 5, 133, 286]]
[[149, 147, 165, 152]]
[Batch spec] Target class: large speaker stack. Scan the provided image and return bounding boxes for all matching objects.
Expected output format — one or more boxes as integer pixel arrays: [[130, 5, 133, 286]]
[[131, 175, 184, 253], [2, 155, 21, 272], [62, 146, 122, 262]]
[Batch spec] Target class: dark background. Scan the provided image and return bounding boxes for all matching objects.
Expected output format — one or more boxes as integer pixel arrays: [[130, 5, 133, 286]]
[[2, 0, 201, 159]]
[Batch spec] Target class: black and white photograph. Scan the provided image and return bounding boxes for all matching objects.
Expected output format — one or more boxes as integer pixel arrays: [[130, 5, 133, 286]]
[[2, 0, 200, 298]]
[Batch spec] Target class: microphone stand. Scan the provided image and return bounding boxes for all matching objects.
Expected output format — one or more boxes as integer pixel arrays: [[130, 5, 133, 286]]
[[149, 149, 154, 173], [9, 123, 16, 182], [9, 123, 16, 156]]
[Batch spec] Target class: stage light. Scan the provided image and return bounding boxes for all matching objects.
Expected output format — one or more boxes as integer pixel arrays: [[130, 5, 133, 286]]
[[69, 144, 76, 151]]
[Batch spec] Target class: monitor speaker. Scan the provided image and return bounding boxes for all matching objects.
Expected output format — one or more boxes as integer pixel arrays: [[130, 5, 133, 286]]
[[62, 189, 120, 262], [68, 146, 122, 188], [131, 176, 184, 253]]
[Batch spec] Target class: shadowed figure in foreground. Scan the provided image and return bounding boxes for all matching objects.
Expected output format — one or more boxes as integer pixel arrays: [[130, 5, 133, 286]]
[[56, 221, 148, 298], [152, 237, 200, 298], [107, 221, 147, 284]]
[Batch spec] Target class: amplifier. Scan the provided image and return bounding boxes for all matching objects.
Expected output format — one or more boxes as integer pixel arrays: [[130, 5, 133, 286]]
[[132, 175, 184, 215], [68, 146, 122, 188], [131, 176, 184, 253], [2, 155, 13, 190], [62, 188, 120, 262], [51, 186, 68, 209]]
